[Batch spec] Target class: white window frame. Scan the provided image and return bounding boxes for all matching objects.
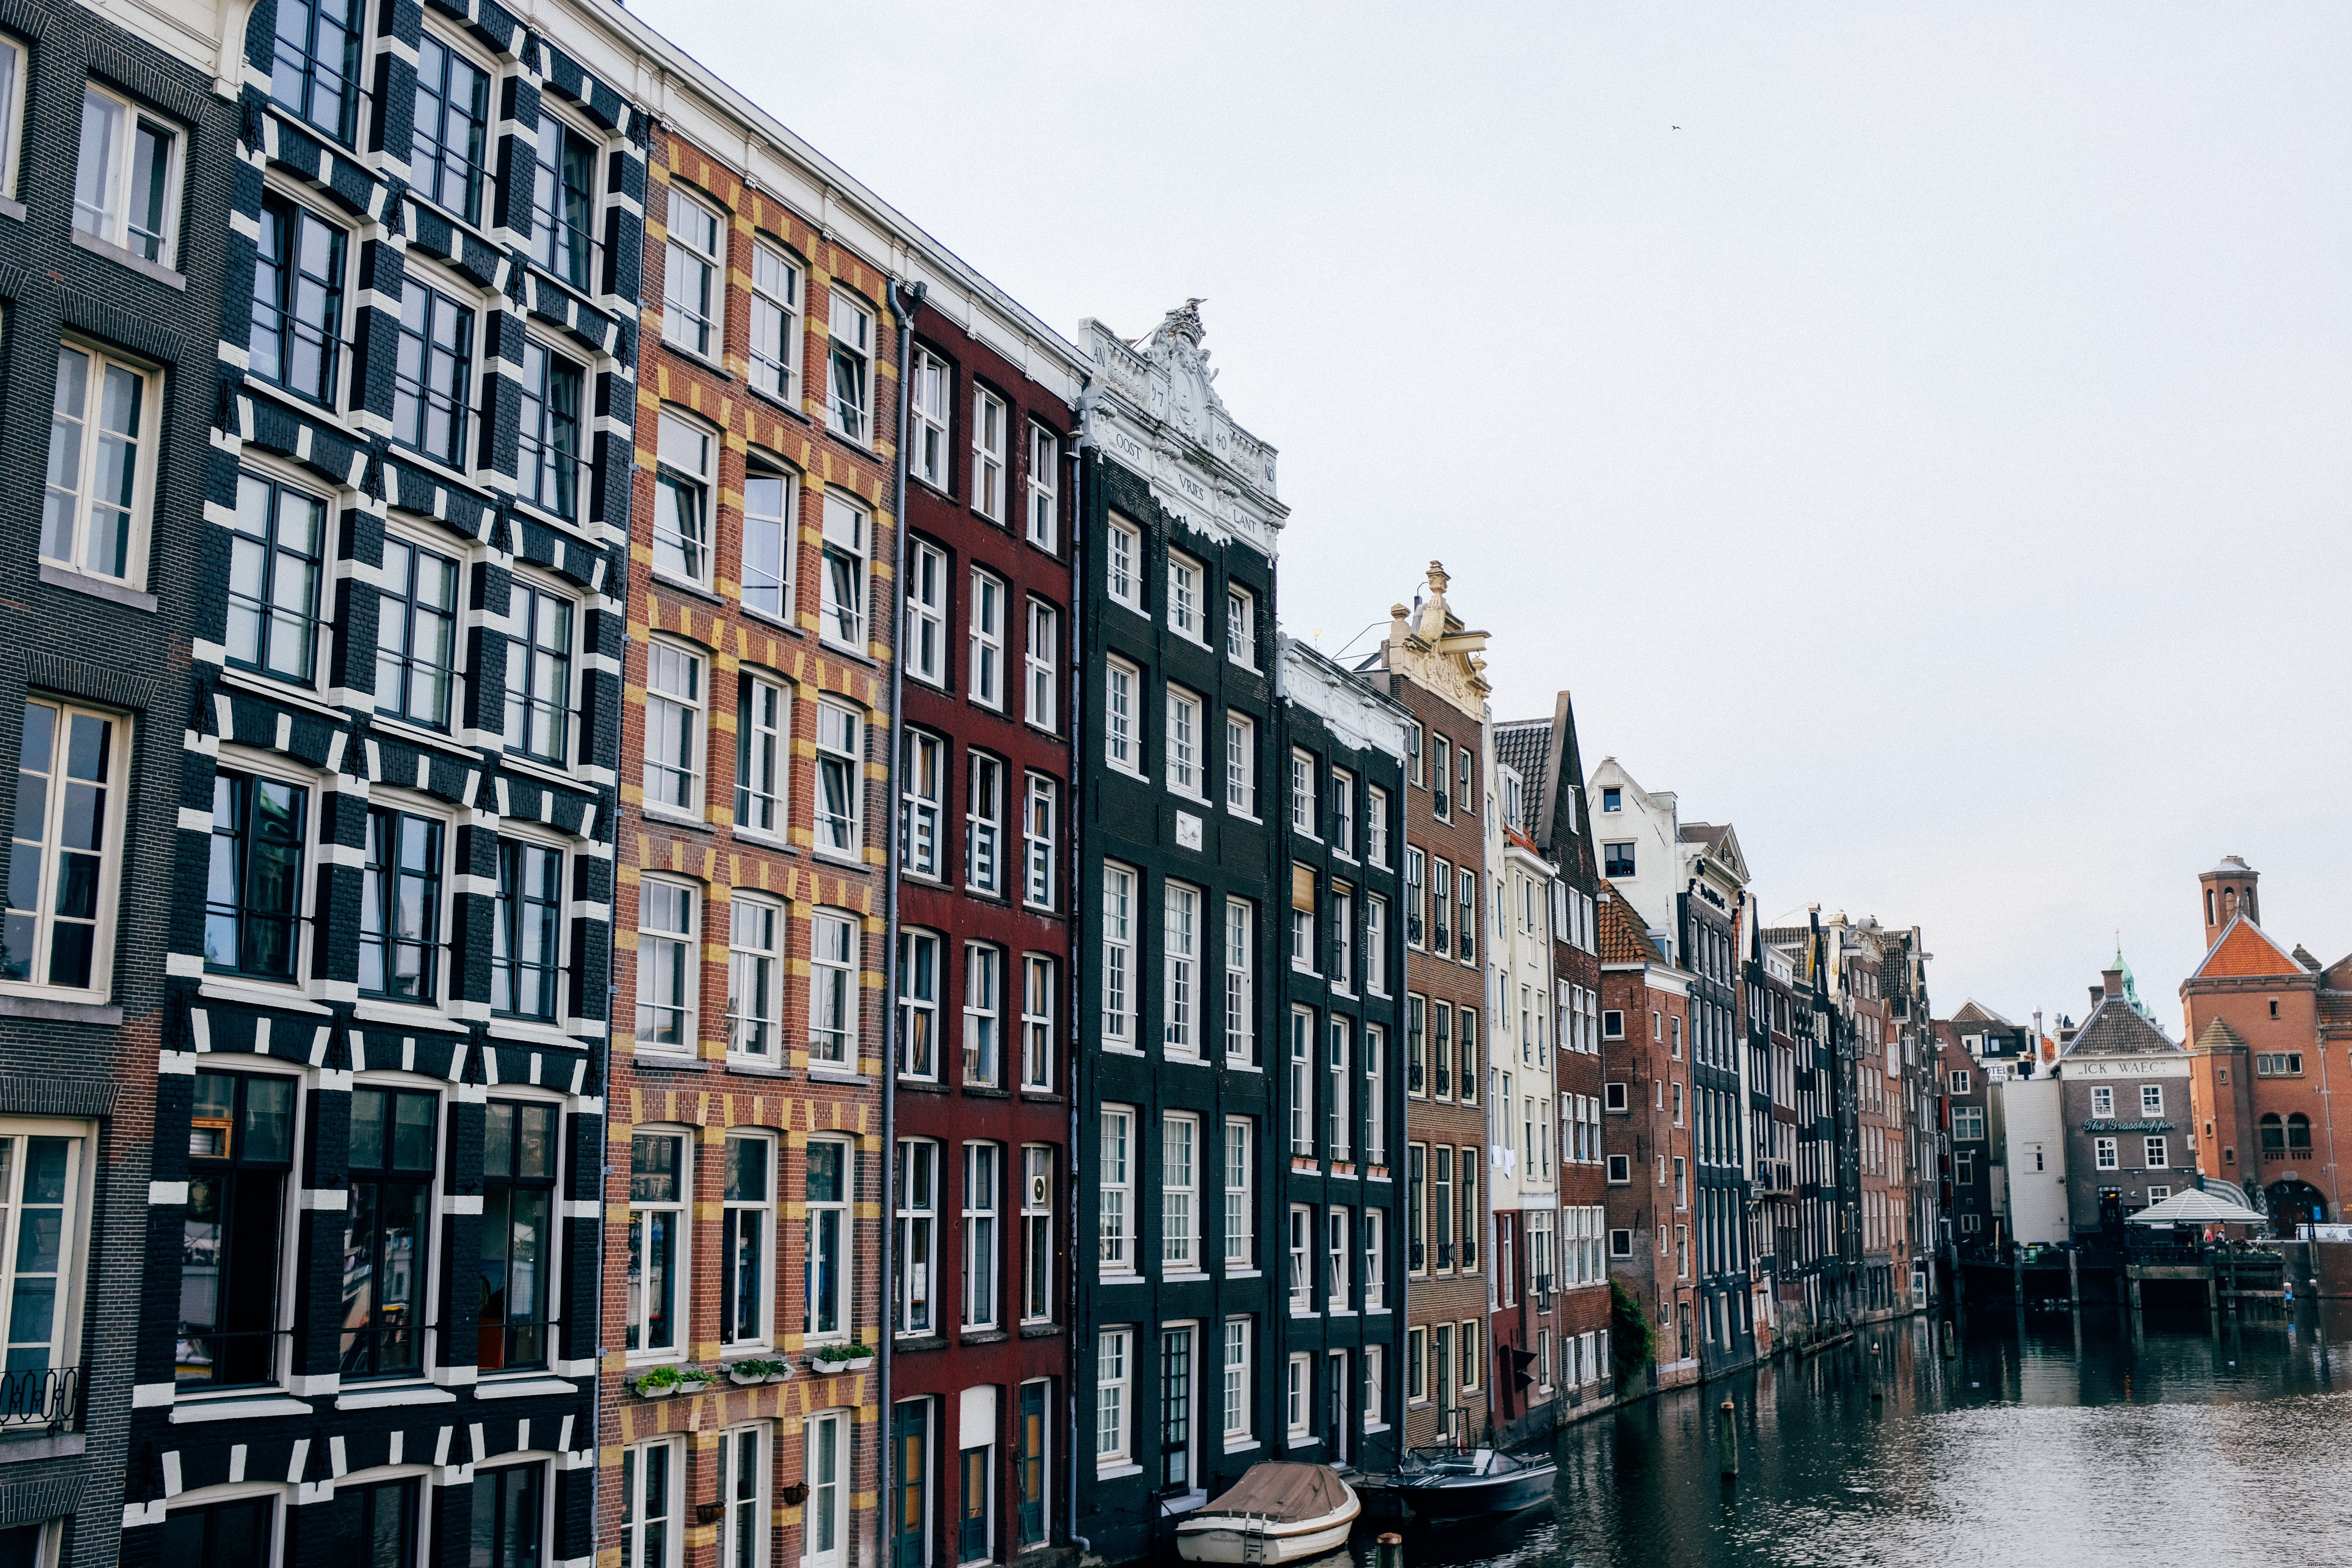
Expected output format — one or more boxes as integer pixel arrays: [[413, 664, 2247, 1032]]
[[1025, 598, 1059, 732], [1225, 584, 1255, 668], [826, 289, 875, 445], [892, 1136, 938, 1337], [1020, 1145, 1054, 1321], [651, 410, 713, 589], [2092, 1086, 2114, 1117], [725, 892, 784, 1068], [634, 878, 698, 1058], [1224, 899, 1255, 1065], [819, 492, 870, 654], [1290, 750, 1317, 836], [906, 540, 947, 688], [1026, 423, 1059, 550], [901, 730, 945, 881], [1096, 1328, 1133, 1467], [969, 568, 1007, 709], [813, 699, 864, 862], [74, 83, 184, 268], [962, 942, 1001, 1089], [1224, 1118, 1253, 1269], [895, 928, 941, 1082], [807, 909, 859, 1069], [1167, 551, 1205, 642], [5, 700, 129, 998], [1285, 1352, 1312, 1439], [1104, 657, 1143, 778], [42, 341, 161, 589], [0, 39, 25, 201], [1022, 773, 1056, 911], [748, 241, 801, 405], [1365, 897, 1388, 997], [973, 387, 1006, 521], [1222, 1318, 1252, 1443], [1327, 1205, 1352, 1314], [1363, 1208, 1385, 1310], [2095, 1137, 2118, 1171], [1326, 1016, 1351, 1161], [1289, 1008, 1315, 1156], [621, 1435, 685, 1568], [804, 1408, 851, 1568], [1331, 885, 1354, 995], [1106, 517, 1142, 612], [1099, 1106, 1134, 1274], [2140, 1084, 2165, 1116], [1021, 955, 1054, 1091], [1367, 786, 1389, 867], [802, 1136, 853, 1340], [1102, 863, 1137, 1045], [626, 1129, 691, 1356], [721, 1132, 776, 1348], [1363, 1026, 1387, 1166], [1331, 769, 1356, 858], [1167, 686, 1204, 799], [1164, 881, 1200, 1059], [662, 185, 722, 359], [1288, 1206, 1313, 1315], [961, 1141, 999, 1330], [909, 347, 950, 491], [2145, 1136, 2168, 1168], [1225, 711, 1257, 817], [1163, 1111, 1199, 1271], [717, 1423, 769, 1568]]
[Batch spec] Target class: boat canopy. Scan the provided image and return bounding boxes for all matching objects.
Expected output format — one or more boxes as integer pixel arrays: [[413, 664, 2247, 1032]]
[[1199, 1463, 1351, 1523]]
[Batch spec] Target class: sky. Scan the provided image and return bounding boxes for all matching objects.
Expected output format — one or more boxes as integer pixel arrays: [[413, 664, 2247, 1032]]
[[630, 0, 2352, 1033]]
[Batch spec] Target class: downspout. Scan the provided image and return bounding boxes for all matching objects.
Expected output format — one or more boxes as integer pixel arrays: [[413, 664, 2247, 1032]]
[[1064, 385, 1093, 1558], [878, 276, 925, 1560]]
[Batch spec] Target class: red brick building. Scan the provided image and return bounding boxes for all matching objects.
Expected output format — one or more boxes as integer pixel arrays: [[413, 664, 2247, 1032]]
[[887, 289, 1082, 1566], [2183, 856, 2352, 1229], [1597, 883, 1697, 1387]]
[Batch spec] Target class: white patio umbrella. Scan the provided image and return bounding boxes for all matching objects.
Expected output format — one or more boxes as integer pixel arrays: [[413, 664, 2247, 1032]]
[[2126, 1187, 2267, 1227]]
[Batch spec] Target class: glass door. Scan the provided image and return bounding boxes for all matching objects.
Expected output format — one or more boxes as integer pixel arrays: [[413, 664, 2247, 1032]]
[[806, 1411, 847, 1568], [1159, 1325, 1193, 1490], [957, 1445, 989, 1563], [893, 1400, 929, 1568], [1324, 1350, 1349, 1466], [1015, 1382, 1048, 1548]]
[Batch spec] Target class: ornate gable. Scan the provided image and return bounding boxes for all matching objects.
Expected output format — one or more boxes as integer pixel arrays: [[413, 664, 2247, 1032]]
[[1378, 561, 1491, 721]]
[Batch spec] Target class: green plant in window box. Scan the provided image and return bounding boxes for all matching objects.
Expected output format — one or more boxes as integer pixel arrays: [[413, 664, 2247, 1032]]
[[633, 1365, 682, 1398]]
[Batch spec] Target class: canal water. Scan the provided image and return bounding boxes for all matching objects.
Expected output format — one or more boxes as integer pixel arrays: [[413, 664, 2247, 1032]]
[[1352, 1301, 2352, 1568]]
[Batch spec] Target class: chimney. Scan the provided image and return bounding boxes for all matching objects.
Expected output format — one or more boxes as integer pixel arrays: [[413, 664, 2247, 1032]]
[[2101, 968, 2123, 999]]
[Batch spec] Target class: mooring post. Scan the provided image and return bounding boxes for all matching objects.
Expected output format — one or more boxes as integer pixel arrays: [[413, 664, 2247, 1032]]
[[2068, 1249, 2080, 1311], [1719, 1399, 1737, 1477], [1377, 1532, 1404, 1568], [1869, 1341, 1883, 1404]]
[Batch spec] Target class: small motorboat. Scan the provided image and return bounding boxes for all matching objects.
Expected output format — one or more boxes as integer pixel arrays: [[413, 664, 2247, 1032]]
[[1387, 1446, 1556, 1521], [1174, 1461, 1360, 1563]]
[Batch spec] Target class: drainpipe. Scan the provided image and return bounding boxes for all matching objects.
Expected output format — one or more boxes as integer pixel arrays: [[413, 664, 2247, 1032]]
[[879, 276, 925, 1560], [1065, 384, 1094, 1560]]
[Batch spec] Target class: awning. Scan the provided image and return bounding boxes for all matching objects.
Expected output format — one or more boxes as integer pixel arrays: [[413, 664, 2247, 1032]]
[[2127, 1188, 2266, 1226]]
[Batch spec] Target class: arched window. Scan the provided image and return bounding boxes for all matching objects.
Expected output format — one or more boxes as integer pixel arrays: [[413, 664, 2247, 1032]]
[[2259, 1114, 2285, 1152], [2205, 888, 2215, 926], [2224, 889, 2238, 921], [2288, 1113, 2313, 1152]]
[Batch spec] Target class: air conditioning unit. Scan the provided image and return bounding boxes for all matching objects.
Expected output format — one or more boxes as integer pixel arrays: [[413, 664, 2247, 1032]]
[[1030, 1174, 1050, 1207]]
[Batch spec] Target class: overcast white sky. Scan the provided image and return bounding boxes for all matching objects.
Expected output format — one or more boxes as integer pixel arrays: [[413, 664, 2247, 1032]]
[[634, 0, 2352, 1032]]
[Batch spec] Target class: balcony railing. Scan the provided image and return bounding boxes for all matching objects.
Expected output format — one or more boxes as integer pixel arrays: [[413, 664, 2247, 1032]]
[[0, 1366, 83, 1432]]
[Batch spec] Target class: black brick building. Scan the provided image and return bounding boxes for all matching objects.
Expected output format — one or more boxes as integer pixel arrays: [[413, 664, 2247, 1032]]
[[0, 0, 240, 1561], [117, 0, 647, 1564]]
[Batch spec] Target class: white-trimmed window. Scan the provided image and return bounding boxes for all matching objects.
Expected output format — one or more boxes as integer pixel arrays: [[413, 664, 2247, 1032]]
[[962, 1142, 999, 1329], [892, 1138, 937, 1336], [621, 1436, 682, 1568], [813, 699, 863, 858], [1364, 1343, 1385, 1430], [1099, 1105, 1134, 1272], [909, 348, 949, 490], [2140, 1083, 2165, 1116], [967, 754, 1004, 895], [2092, 1086, 2114, 1117], [1025, 599, 1058, 730], [626, 1131, 688, 1352], [1168, 552, 1204, 641], [635, 880, 697, 1056], [1363, 1209, 1386, 1309], [1222, 1318, 1252, 1441], [4, 700, 127, 995], [0, 40, 25, 200], [2145, 1135, 2169, 1168], [652, 411, 711, 585], [1104, 657, 1141, 776], [1365, 897, 1388, 996], [743, 462, 796, 624], [1224, 898, 1254, 1064], [973, 387, 1006, 521], [1289, 1008, 1315, 1155], [42, 342, 158, 586], [1226, 711, 1257, 816], [1291, 865, 1316, 973], [1163, 1111, 1199, 1270], [820, 494, 869, 652], [643, 642, 703, 816], [1286, 1352, 1312, 1439], [1327, 1206, 1351, 1312], [1021, 1144, 1054, 1321], [717, 1423, 769, 1568], [1290, 750, 1316, 836], [969, 568, 1006, 708], [74, 84, 182, 266], [1164, 882, 1200, 1058], [1102, 864, 1136, 1043], [1326, 1016, 1351, 1161], [1331, 885, 1354, 993], [1096, 1328, 1132, 1465], [1364, 1027, 1387, 1165], [963, 943, 1000, 1088], [901, 730, 945, 880], [827, 289, 874, 443], [1332, 769, 1356, 857], [1224, 1118, 1252, 1267], [896, 929, 940, 1081], [1167, 686, 1204, 798], [735, 674, 788, 840], [1288, 1206, 1313, 1314], [1027, 424, 1059, 550], [0, 1120, 87, 1386], [1023, 773, 1056, 909], [803, 1137, 851, 1338], [1106, 516, 1142, 610], [808, 910, 858, 1067], [2095, 1137, 2118, 1171], [722, 1134, 774, 1346], [749, 241, 801, 404], [726, 894, 783, 1065], [1226, 584, 1255, 668], [663, 185, 721, 356], [1021, 955, 1054, 1091], [1367, 786, 1389, 866]]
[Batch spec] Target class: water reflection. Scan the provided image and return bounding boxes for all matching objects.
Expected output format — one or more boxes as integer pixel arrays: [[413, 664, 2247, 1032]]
[[1358, 1300, 2352, 1567]]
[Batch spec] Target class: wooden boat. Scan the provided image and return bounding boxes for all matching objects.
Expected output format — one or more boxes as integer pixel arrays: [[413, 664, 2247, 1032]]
[[1386, 1446, 1556, 1521], [1173, 1461, 1359, 1563]]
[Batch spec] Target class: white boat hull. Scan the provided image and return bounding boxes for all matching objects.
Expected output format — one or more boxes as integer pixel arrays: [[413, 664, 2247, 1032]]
[[1174, 1500, 1358, 1563]]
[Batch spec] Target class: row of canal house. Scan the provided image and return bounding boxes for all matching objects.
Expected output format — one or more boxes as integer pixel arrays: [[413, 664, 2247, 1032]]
[[0, 0, 1963, 1559]]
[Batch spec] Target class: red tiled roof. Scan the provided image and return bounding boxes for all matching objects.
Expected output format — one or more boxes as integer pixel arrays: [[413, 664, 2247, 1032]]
[[1596, 880, 1666, 966], [2194, 918, 2303, 981]]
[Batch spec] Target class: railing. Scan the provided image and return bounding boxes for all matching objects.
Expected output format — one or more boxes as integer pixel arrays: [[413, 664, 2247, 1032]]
[[0, 1367, 82, 1432], [2263, 1147, 2314, 1161]]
